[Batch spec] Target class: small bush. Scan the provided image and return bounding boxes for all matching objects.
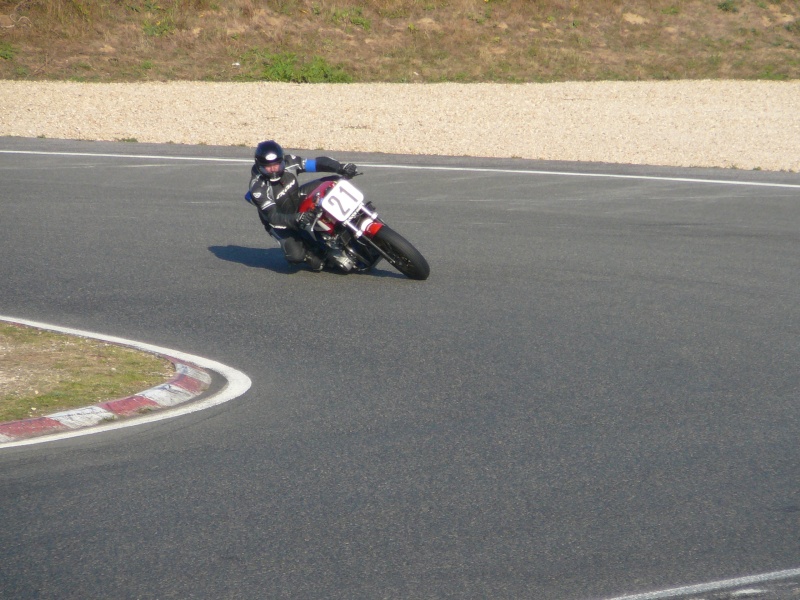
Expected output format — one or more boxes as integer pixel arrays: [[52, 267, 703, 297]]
[[0, 42, 16, 60], [331, 7, 371, 30], [717, 1, 739, 13], [143, 17, 176, 36], [240, 50, 352, 82]]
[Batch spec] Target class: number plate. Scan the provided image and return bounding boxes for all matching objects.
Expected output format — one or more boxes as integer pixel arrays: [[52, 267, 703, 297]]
[[321, 180, 364, 222]]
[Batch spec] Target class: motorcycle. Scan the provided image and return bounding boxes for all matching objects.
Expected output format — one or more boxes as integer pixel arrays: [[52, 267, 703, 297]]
[[292, 174, 430, 280]]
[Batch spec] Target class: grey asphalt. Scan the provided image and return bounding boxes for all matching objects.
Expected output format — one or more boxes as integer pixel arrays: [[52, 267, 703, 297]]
[[1, 137, 799, 600]]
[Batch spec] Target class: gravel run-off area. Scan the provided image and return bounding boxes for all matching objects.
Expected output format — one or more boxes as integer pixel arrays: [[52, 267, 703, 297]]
[[1, 80, 799, 172]]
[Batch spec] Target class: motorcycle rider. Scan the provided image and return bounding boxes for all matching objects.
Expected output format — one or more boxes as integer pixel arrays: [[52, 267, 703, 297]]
[[246, 140, 358, 270]]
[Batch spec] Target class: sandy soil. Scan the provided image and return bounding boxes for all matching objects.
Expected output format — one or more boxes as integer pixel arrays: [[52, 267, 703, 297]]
[[1, 80, 799, 172]]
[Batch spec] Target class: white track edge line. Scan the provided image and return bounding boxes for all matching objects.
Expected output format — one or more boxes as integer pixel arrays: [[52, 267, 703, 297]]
[[2, 149, 799, 189], [0, 316, 252, 449], [600, 566, 800, 600]]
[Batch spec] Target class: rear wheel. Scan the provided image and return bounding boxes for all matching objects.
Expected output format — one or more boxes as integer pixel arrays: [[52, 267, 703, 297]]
[[371, 226, 430, 280]]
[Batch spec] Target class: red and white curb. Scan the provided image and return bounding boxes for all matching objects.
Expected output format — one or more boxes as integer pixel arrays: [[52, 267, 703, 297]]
[[0, 316, 252, 448], [0, 359, 211, 443]]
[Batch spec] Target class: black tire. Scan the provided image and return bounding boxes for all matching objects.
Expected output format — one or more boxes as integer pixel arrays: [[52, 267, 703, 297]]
[[372, 226, 430, 280]]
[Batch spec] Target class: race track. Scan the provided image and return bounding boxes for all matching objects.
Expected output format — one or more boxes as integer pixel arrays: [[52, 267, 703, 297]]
[[1, 137, 799, 600]]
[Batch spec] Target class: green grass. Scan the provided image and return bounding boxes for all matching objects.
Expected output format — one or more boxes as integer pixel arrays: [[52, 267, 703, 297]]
[[331, 6, 371, 30], [0, 41, 15, 61], [237, 50, 352, 82]]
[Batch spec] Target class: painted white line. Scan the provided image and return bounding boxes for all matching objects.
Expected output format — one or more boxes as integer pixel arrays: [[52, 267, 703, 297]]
[[140, 383, 197, 407], [364, 163, 800, 190], [0, 316, 252, 449], [601, 567, 800, 600], [0, 149, 247, 163], [2, 149, 799, 189]]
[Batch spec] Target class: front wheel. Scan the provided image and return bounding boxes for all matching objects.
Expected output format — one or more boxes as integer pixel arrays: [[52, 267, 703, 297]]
[[371, 226, 430, 280]]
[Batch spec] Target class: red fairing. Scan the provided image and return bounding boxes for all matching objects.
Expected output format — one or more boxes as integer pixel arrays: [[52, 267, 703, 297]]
[[298, 196, 316, 213], [299, 180, 338, 213]]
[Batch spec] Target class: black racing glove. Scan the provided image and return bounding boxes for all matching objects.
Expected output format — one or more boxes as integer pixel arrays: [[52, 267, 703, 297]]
[[296, 211, 315, 229], [338, 163, 358, 178]]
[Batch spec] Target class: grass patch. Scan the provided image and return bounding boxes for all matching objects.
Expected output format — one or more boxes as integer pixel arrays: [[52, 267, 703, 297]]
[[0, 41, 15, 60], [0, 322, 173, 423], [143, 17, 176, 36], [238, 50, 352, 82], [331, 6, 371, 30]]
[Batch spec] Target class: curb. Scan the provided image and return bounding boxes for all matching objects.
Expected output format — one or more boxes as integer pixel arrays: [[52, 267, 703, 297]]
[[0, 356, 212, 444]]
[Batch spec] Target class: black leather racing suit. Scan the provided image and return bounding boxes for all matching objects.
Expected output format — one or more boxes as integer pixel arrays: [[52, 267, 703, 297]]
[[246, 154, 345, 264]]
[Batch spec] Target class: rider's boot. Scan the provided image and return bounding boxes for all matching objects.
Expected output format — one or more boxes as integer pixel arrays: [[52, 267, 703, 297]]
[[304, 252, 324, 271]]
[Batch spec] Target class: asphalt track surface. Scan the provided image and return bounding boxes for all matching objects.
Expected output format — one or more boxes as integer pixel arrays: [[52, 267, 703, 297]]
[[1, 137, 799, 600]]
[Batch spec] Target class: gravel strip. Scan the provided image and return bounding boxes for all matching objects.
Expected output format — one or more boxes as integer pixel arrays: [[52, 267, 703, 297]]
[[1, 80, 798, 171]]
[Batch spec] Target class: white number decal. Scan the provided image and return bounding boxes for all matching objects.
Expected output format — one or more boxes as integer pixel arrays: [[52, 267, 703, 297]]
[[321, 180, 364, 222]]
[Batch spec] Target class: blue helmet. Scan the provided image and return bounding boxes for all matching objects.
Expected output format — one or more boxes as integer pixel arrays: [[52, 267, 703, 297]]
[[255, 140, 285, 180]]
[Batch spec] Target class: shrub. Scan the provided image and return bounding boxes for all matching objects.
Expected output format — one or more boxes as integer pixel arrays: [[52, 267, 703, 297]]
[[0, 42, 16, 60], [239, 50, 352, 82]]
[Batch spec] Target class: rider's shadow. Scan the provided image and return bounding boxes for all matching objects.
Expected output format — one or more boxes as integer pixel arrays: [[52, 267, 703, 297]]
[[208, 245, 296, 274], [208, 244, 405, 278]]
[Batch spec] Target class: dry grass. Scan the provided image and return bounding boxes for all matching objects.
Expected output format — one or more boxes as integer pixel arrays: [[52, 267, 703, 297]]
[[1, 0, 799, 82]]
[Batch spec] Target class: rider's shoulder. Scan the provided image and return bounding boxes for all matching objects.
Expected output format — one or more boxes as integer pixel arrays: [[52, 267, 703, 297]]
[[249, 174, 265, 188]]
